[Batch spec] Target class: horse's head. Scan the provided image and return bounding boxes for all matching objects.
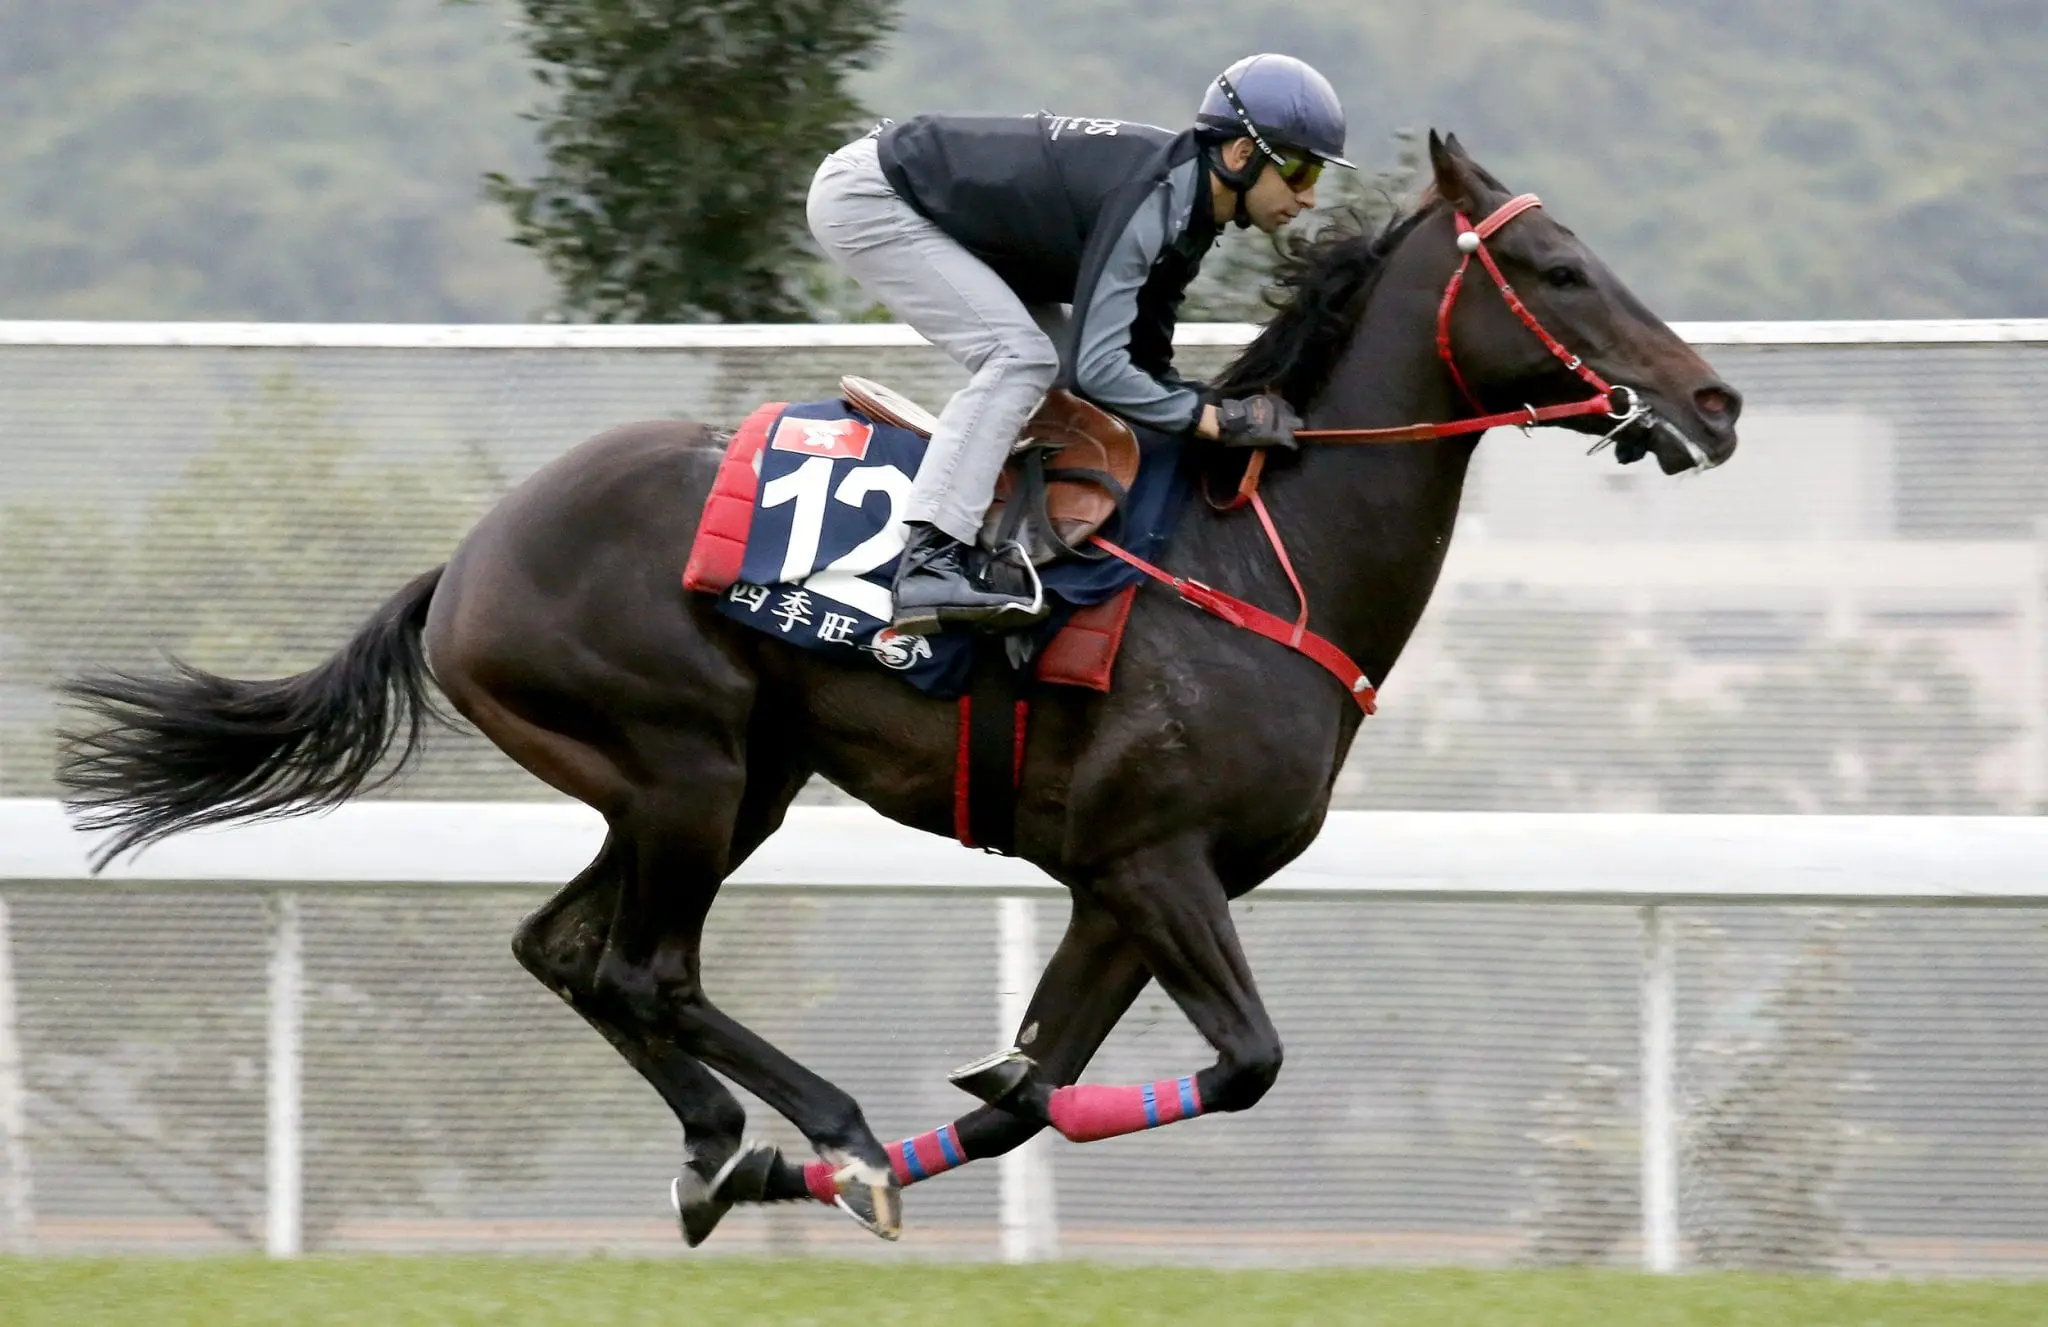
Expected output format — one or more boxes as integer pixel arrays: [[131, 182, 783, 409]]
[[1418, 131, 1740, 473]]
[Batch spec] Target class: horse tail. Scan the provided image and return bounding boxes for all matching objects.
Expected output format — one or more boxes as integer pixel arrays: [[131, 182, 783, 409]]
[[57, 565, 452, 871]]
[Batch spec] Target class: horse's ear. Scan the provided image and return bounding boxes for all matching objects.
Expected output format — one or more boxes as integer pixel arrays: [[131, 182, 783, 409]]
[[1428, 128, 1492, 218]]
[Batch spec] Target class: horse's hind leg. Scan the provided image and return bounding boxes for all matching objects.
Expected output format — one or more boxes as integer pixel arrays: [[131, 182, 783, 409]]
[[594, 725, 903, 1238], [439, 664, 762, 1243], [512, 831, 760, 1246], [450, 692, 899, 1232], [455, 666, 849, 1244]]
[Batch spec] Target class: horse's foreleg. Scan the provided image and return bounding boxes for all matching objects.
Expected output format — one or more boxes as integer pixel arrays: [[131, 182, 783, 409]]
[[782, 895, 1153, 1205], [953, 843, 1283, 1144]]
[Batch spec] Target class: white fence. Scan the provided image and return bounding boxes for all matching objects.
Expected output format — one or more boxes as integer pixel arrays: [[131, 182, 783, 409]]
[[3, 801, 2045, 1270]]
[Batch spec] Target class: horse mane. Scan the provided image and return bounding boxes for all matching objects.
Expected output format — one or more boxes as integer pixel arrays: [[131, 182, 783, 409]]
[[1211, 195, 1442, 411]]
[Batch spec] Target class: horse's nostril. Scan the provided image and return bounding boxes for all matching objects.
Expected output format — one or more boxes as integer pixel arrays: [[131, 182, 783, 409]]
[[1693, 384, 1742, 423]]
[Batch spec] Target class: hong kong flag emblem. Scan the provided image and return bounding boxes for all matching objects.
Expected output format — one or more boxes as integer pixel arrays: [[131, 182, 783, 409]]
[[770, 416, 874, 461]]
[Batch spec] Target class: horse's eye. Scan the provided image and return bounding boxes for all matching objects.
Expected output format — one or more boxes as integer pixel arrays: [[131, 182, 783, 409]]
[[1544, 264, 1587, 289]]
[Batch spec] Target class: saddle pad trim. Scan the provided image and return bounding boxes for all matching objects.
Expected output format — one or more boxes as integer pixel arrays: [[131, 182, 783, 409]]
[[1035, 586, 1137, 692], [682, 402, 787, 594]]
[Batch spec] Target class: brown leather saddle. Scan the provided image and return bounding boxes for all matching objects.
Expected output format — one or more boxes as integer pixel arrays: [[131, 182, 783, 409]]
[[841, 376, 1140, 566]]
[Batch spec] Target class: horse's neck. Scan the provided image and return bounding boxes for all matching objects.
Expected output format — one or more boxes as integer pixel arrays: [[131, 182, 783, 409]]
[[1264, 289, 1478, 688]]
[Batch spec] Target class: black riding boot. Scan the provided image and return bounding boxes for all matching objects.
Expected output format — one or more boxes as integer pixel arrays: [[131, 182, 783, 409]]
[[890, 522, 1041, 636]]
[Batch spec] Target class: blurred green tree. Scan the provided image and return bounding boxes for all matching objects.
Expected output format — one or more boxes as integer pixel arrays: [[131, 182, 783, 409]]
[[485, 0, 901, 322]]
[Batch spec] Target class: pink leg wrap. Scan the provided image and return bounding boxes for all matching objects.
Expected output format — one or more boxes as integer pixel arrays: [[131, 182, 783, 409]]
[[801, 1079, 1205, 1203], [801, 1124, 970, 1203], [1046, 1075, 1205, 1143]]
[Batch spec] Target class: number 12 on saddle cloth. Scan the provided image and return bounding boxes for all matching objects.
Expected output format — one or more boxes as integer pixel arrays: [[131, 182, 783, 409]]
[[682, 399, 1193, 697]]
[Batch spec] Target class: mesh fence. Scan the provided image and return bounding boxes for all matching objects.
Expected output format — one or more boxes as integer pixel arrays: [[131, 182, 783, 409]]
[[1, 887, 2044, 1272], [0, 326, 2045, 1271], [2, 329, 2045, 808]]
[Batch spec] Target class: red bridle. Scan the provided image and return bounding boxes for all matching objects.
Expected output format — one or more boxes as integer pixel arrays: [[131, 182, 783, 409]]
[[1087, 194, 1700, 716], [1295, 193, 1641, 446]]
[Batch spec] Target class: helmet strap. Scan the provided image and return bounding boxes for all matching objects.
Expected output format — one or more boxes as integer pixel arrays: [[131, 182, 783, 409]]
[[1205, 140, 1265, 230]]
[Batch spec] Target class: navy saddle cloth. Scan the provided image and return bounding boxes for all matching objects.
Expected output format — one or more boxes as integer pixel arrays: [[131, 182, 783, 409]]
[[712, 399, 1191, 697]]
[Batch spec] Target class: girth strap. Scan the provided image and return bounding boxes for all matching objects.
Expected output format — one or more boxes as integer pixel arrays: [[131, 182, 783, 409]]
[[955, 640, 1030, 853]]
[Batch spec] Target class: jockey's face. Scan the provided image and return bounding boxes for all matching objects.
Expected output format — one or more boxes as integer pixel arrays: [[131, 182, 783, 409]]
[[1214, 137, 1318, 234]]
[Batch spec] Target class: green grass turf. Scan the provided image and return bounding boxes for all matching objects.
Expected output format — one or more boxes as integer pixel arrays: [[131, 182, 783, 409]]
[[1, 1258, 2042, 1327]]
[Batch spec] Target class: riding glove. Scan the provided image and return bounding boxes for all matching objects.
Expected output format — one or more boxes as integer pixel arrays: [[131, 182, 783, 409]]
[[1214, 394, 1303, 451]]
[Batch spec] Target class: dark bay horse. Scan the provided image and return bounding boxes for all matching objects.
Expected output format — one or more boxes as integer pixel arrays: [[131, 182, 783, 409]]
[[57, 134, 1739, 1244]]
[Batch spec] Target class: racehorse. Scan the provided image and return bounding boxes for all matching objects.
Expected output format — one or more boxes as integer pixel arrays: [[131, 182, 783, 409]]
[[56, 133, 1739, 1244]]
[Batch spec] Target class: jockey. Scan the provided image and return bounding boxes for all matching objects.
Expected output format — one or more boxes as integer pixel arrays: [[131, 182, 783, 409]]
[[806, 53, 1354, 635]]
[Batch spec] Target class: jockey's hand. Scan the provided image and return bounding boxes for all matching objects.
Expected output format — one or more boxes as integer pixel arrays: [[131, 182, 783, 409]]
[[1213, 394, 1303, 450]]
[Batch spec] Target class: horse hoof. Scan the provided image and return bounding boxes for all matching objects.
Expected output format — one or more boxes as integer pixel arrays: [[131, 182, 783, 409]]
[[670, 1141, 776, 1248], [669, 1172, 725, 1248], [824, 1155, 903, 1241], [948, 1045, 1035, 1107]]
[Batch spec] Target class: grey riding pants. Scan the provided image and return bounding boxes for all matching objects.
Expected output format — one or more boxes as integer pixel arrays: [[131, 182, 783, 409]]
[[806, 135, 1064, 545]]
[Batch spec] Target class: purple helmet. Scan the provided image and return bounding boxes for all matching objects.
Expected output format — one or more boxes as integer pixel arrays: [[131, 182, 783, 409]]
[[1197, 53, 1355, 169]]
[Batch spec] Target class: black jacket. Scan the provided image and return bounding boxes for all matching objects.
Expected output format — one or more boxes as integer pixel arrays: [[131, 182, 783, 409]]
[[877, 113, 1216, 427]]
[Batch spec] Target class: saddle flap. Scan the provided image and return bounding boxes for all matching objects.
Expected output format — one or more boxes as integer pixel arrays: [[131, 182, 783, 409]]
[[984, 390, 1141, 562], [840, 375, 938, 438]]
